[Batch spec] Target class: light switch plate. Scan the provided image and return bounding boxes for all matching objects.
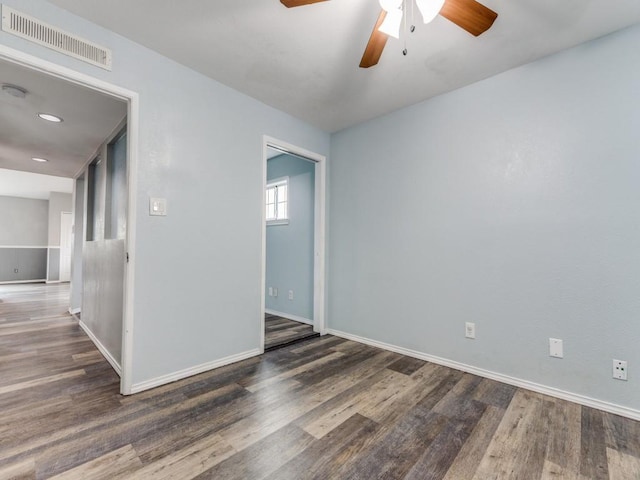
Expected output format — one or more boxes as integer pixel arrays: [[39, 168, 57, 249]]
[[149, 197, 167, 216]]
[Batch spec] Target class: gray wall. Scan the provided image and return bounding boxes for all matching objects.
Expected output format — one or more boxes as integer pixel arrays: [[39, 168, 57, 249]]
[[81, 134, 126, 369], [266, 154, 315, 320], [70, 177, 85, 312], [0, 195, 49, 282], [47, 192, 72, 246], [329, 25, 640, 411], [106, 132, 127, 240], [0, 195, 48, 246], [0, 0, 330, 385], [47, 191, 72, 282]]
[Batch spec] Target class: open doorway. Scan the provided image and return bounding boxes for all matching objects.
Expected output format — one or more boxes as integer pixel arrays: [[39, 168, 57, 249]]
[[0, 44, 139, 394], [261, 137, 326, 352]]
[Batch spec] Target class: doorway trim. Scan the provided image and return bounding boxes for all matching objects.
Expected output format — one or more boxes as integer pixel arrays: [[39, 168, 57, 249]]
[[0, 44, 139, 395], [261, 136, 327, 352]]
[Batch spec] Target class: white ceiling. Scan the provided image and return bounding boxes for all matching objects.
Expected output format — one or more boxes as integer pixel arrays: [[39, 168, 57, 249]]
[[0, 168, 72, 200], [0, 58, 127, 178], [46, 0, 640, 132]]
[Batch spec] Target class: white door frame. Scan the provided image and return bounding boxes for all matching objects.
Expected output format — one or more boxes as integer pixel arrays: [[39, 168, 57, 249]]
[[261, 135, 327, 352], [0, 44, 139, 395]]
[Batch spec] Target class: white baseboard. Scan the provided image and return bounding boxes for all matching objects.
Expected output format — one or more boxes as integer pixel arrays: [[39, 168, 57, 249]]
[[68, 307, 81, 315], [265, 309, 313, 325], [79, 321, 122, 377], [326, 328, 640, 422], [0, 279, 46, 285], [130, 348, 262, 394], [46, 280, 62, 284]]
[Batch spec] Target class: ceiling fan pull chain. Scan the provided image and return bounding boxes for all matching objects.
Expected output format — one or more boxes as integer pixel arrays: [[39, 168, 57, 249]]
[[410, 0, 416, 33], [403, 0, 408, 55]]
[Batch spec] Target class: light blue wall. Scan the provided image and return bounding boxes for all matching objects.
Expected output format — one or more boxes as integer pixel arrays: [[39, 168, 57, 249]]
[[1, 0, 330, 385], [329, 25, 640, 411], [266, 154, 315, 320]]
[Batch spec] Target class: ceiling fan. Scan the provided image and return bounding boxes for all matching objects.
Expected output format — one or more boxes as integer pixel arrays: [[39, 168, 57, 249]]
[[280, 0, 498, 68]]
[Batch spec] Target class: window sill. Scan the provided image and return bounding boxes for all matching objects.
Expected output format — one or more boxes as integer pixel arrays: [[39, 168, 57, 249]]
[[267, 220, 289, 226]]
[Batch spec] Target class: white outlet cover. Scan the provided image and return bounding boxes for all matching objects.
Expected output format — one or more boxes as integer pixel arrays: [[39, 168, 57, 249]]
[[549, 338, 563, 358], [613, 359, 628, 381], [465, 322, 475, 339]]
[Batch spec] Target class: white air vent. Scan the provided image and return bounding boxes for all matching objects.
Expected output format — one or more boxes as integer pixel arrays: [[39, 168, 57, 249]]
[[1, 5, 112, 70]]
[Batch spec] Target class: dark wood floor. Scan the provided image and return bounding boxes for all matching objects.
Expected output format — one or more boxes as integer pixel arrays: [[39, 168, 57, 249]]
[[264, 313, 319, 351], [1, 283, 640, 479]]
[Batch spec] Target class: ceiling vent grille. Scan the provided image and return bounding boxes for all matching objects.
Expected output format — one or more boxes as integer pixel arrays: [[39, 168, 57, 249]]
[[1, 5, 112, 70]]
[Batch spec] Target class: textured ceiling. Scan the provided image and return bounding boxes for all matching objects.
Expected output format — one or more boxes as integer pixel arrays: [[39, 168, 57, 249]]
[[45, 0, 640, 132], [0, 58, 127, 178]]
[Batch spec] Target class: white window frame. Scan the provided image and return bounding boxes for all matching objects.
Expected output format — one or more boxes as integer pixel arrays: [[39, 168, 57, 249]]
[[266, 176, 289, 226]]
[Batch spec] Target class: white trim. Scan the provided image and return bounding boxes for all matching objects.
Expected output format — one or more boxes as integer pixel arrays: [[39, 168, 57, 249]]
[[0, 279, 45, 285], [121, 89, 139, 395], [130, 349, 261, 394], [45, 280, 63, 284], [79, 320, 122, 376], [261, 136, 327, 356], [0, 44, 139, 397], [68, 307, 81, 315], [266, 220, 289, 226], [265, 309, 313, 325], [326, 328, 640, 422]]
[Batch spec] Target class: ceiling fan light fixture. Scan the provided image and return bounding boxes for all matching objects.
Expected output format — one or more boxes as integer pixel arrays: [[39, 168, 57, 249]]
[[379, 0, 402, 12], [378, 8, 403, 38], [415, 0, 446, 24]]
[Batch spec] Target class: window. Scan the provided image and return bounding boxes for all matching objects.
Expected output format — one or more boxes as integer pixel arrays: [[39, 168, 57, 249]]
[[266, 177, 289, 225]]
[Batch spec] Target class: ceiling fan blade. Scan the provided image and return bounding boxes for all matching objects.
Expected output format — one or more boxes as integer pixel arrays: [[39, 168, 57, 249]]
[[280, 0, 329, 7], [439, 0, 498, 36], [359, 10, 389, 68]]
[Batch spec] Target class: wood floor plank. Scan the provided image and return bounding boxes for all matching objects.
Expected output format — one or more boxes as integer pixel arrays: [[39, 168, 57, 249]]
[[49, 444, 143, 480], [603, 412, 640, 459], [335, 406, 450, 479], [193, 424, 315, 480], [543, 397, 582, 477], [0, 369, 86, 395], [404, 400, 487, 480], [264, 414, 379, 480], [128, 434, 235, 480], [580, 406, 610, 480], [442, 405, 506, 480], [0, 457, 35, 480], [472, 389, 549, 479], [303, 368, 408, 439], [264, 316, 318, 351], [244, 350, 344, 392], [606, 447, 640, 480]]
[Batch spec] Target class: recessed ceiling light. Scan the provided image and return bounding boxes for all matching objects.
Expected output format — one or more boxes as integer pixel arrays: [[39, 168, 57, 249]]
[[1, 84, 28, 98], [32, 157, 49, 163], [38, 113, 64, 123]]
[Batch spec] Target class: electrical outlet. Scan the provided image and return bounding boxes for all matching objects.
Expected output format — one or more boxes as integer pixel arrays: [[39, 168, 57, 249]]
[[613, 359, 628, 381], [549, 338, 563, 358], [273, 288, 278, 297], [465, 322, 475, 339], [268, 287, 273, 297], [288, 290, 294, 300]]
